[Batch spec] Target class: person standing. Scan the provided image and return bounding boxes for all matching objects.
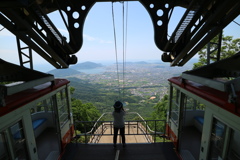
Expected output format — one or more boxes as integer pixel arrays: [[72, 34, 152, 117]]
[[112, 101, 126, 148]]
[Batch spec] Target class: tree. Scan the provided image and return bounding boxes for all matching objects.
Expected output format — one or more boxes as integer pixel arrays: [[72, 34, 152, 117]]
[[69, 86, 75, 95], [151, 94, 168, 120], [148, 94, 168, 132], [72, 99, 100, 133], [193, 34, 240, 69]]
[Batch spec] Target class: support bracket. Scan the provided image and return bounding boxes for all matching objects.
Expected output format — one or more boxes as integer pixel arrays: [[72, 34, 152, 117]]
[[140, 0, 174, 51], [57, 0, 96, 53]]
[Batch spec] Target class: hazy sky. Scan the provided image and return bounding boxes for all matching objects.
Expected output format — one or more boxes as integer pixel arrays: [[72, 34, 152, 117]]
[[1, 2, 240, 71]]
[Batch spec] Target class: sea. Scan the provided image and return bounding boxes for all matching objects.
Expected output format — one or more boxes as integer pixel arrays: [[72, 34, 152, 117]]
[[34, 61, 114, 73]]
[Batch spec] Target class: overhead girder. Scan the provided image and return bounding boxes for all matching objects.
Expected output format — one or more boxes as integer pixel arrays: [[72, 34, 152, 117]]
[[0, 0, 81, 68], [0, 0, 239, 68], [0, 10, 70, 68], [170, 0, 240, 66], [40, 0, 177, 65]]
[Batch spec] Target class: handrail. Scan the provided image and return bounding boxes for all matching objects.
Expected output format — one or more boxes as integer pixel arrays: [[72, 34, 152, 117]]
[[128, 112, 163, 134], [86, 112, 111, 134], [76, 112, 164, 135], [74, 112, 167, 144]]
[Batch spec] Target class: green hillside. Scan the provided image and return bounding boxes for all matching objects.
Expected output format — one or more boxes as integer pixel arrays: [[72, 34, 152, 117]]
[[68, 77, 158, 118]]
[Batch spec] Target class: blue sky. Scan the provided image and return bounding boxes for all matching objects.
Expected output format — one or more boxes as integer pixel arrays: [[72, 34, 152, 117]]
[[0, 2, 240, 71]]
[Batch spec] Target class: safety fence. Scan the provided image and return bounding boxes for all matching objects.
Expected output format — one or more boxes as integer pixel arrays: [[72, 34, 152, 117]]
[[73, 112, 168, 144]]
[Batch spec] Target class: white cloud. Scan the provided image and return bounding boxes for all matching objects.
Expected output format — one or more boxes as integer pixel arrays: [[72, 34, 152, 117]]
[[83, 34, 96, 41], [83, 34, 113, 44], [99, 39, 112, 44]]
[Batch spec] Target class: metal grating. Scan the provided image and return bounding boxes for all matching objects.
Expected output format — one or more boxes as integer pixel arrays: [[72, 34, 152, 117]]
[[175, 10, 196, 42]]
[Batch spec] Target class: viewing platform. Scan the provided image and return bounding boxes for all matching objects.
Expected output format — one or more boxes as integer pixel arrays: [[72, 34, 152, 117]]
[[61, 113, 179, 160], [96, 122, 152, 144]]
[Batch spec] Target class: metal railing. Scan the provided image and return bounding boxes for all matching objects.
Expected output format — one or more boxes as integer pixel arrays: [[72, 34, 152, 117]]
[[73, 112, 167, 144]]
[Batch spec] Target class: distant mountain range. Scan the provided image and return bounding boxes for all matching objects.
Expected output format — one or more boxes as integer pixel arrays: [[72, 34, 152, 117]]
[[125, 61, 149, 64], [70, 61, 103, 70], [48, 61, 103, 77], [47, 59, 197, 77]]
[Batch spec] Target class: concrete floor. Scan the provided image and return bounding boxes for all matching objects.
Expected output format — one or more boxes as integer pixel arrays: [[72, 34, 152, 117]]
[[61, 143, 180, 160]]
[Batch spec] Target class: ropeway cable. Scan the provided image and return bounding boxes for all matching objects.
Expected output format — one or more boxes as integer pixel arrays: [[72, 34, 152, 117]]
[[233, 20, 240, 27], [122, 2, 128, 103], [112, 2, 129, 102], [122, 2, 125, 102], [112, 2, 121, 99]]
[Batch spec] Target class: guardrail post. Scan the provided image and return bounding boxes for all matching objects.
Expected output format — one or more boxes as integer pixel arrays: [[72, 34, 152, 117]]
[[164, 121, 166, 143], [84, 122, 87, 144], [154, 120, 156, 143], [145, 121, 147, 135], [110, 121, 112, 135], [137, 121, 139, 135], [74, 120, 77, 144], [128, 121, 130, 135], [102, 122, 104, 135]]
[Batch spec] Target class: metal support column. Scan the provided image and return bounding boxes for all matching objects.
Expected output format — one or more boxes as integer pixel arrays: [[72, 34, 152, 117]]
[[16, 38, 33, 69], [207, 31, 222, 65]]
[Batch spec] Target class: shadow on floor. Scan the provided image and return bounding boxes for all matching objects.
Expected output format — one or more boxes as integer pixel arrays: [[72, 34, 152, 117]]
[[36, 128, 59, 160], [180, 126, 201, 160], [61, 142, 180, 160]]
